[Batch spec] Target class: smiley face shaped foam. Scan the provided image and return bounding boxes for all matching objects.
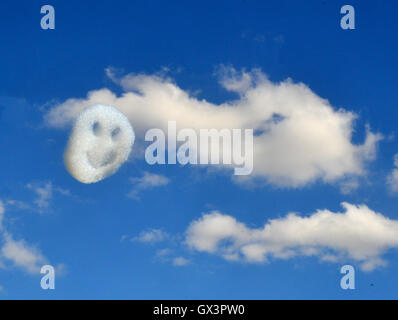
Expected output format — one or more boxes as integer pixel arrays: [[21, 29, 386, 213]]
[[64, 104, 135, 184]]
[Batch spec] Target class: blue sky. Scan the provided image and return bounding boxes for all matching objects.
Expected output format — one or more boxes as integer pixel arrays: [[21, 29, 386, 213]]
[[0, 0, 398, 299]]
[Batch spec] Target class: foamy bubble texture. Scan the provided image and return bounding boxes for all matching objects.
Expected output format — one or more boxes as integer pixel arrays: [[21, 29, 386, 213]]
[[64, 104, 135, 184]]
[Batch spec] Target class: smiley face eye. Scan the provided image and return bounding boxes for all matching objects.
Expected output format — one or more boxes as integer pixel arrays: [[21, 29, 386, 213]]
[[111, 127, 121, 139], [92, 121, 101, 136]]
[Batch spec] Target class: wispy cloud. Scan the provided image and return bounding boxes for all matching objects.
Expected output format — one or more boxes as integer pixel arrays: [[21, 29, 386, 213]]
[[339, 178, 360, 195], [387, 154, 398, 193], [1, 233, 47, 274], [0, 199, 59, 275], [5, 181, 71, 214], [132, 229, 169, 243], [26, 182, 53, 211], [132, 232, 189, 267], [0, 200, 4, 230], [55, 187, 71, 196], [128, 172, 170, 199], [5, 200, 31, 211], [155, 249, 190, 267], [156, 248, 173, 258], [172, 257, 190, 266]]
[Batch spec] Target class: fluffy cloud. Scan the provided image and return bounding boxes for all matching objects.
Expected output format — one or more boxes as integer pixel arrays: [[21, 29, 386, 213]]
[[387, 154, 398, 193], [185, 203, 398, 271], [44, 67, 381, 188], [128, 171, 170, 199]]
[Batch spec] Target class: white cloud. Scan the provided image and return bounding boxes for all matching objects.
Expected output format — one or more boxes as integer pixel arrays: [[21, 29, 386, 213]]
[[44, 67, 381, 188], [134, 236, 189, 266], [128, 171, 170, 199], [0, 200, 4, 230], [0, 199, 53, 275], [55, 187, 71, 196], [339, 178, 360, 195], [387, 154, 398, 193], [26, 182, 53, 211], [1, 234, 47, 274], [185, 203, 398, 271], [55, 263, 68, 276], [6, 200, 30, 211], [120, 234, 129, 242], [132, 229, 169, 243], [153, 249, 190, 266], [172, 257, 190, 266], [156, 248, 173, 257], [23, 181, 71, 213]]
